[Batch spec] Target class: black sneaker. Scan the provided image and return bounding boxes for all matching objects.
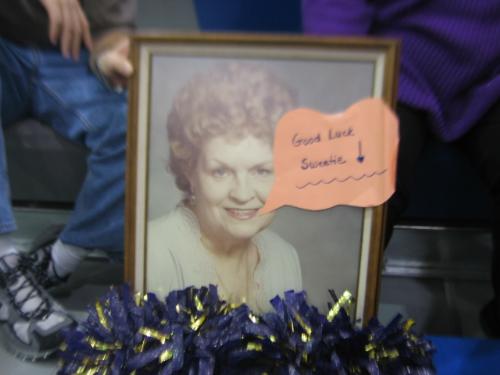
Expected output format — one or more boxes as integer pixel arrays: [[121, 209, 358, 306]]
[[23, 224, 69, 290], [0, 253, 75, 360], [24, 243, 69, 290]]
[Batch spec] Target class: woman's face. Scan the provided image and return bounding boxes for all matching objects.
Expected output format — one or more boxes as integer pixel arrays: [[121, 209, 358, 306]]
[[190, 134, 276, 246]]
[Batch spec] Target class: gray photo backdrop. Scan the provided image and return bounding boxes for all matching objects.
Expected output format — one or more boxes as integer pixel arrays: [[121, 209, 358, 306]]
[[147, 54, 374, 311]]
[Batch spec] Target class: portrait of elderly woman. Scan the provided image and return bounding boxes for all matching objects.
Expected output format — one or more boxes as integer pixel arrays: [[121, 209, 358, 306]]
[[147, 63, 302, 312]]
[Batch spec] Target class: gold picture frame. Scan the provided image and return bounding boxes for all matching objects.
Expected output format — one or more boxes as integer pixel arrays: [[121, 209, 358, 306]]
[[125, 33, 399, 323]]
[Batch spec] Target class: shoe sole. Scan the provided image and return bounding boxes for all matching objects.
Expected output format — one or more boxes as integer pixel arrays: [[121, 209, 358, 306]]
[[0, 322, 58, 361]]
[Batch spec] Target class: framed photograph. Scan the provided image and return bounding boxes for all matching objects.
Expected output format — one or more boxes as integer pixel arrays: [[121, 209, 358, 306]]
[[125, 33, 399, 323]]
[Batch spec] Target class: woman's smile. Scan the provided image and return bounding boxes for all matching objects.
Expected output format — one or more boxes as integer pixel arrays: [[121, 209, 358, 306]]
[[224, 208, 260, 220]]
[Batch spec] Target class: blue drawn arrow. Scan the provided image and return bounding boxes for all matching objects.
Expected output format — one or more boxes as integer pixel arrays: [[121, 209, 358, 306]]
[[357, 141, 365, 163]]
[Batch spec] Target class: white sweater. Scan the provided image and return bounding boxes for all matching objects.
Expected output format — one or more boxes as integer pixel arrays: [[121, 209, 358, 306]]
[[146, 205, 303, 312]]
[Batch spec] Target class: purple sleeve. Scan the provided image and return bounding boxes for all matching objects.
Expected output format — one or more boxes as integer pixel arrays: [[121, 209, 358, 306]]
[[302, 0, 375, 36]]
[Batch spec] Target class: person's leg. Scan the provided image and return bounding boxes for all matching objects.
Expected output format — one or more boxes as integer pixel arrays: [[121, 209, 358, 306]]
[[385, 103, 430, 246], [0, 37, 34, 237], [458, 100, 500, 337], [0, 38, 74, 360], [31, 48, 127, 253]]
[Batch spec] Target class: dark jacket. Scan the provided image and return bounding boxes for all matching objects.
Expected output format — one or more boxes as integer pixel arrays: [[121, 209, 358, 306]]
[[0, 0, 137, 47]]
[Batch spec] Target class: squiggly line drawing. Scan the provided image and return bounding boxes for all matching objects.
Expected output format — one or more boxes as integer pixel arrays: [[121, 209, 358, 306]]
[[296, 169, 387, 190]]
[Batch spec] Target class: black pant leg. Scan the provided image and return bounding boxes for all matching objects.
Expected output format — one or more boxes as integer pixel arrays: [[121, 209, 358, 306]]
[[385, 103, 430, 246], [458, 101, 500, 306]]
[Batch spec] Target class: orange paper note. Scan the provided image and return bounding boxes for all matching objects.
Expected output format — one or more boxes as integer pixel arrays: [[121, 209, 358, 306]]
[[260, 97, 399, 213]]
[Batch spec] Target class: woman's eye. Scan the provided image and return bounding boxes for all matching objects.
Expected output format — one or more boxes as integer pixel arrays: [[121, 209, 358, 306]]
[[255, 168, 273, 177], [211, 168, 228, 178]]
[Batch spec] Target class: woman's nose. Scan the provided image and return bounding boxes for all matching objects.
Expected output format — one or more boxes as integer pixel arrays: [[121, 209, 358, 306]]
[[229, 176, 254, 203]]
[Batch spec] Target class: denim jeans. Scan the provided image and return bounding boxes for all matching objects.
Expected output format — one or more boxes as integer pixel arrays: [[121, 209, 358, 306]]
[[0, 37, 126, 253]]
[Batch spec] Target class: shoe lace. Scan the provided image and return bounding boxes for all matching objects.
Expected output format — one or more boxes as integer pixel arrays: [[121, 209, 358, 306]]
[[27, 244, 54, 288], [0, 256, 50, 320]]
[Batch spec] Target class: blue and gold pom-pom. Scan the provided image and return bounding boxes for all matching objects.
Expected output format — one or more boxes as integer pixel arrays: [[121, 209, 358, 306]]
[[57, 285, 435, 374]]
